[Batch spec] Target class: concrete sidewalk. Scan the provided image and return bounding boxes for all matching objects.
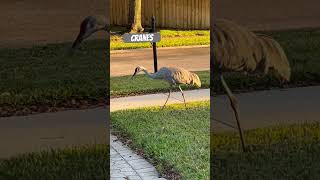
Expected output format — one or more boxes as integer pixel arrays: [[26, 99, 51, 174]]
[[0, 108, 108, 158], [111, 89, 210, 112], [212, 86, 320, 132], [111, 46, 209, 77]]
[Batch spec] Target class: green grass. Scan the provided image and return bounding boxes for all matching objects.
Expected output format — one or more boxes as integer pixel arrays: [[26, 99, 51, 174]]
[[111, 29, 209, 50], [0, 40, 108, 109], [0, 145, 109, 180], [110, 71, 209, 97], [111, 101, 210, 179], [212, 123, 320, 179]]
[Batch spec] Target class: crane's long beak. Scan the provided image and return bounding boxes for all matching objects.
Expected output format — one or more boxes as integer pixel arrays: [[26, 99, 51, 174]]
[[72, 34, 84, 49], [131, 68, 138, 80]]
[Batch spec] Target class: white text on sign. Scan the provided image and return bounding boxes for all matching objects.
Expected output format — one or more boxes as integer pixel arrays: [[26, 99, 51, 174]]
[[130, 34, 154, 42]]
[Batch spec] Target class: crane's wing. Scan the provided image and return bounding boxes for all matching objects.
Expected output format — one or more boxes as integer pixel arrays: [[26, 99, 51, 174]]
[[213, 19, 291, 81], [159, 67, 201, 87], [213, 19, 262, 73]]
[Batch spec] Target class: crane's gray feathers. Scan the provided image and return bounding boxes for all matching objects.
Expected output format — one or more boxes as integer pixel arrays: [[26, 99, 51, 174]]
[[132, 66, 201, 109], [131, 66, 200, 109], [132, 66, 201, 88], [154, 67, 201, 87], [213, 19, 291, 81]]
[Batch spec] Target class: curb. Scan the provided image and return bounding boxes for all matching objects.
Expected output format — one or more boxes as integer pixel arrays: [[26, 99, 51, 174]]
[[110, 45, 210, 55]]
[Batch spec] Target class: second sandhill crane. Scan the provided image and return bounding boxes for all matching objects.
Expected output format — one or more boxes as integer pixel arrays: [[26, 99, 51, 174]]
[[72, 16, 108, 49], [131, 66, 201, 109], [212, 19, 291, 152]]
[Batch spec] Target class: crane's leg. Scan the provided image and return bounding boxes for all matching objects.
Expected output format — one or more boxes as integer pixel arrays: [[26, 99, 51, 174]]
[[178, 85, 187, 109], [220, 75, 246, 152], [161, 89, 171, 110]]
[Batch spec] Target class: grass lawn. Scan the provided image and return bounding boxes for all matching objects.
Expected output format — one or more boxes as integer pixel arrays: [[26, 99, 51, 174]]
[[0, 40, 108, 116], [111, 29, 210, 50], [212, 123, 320, 179], [0, 145, 109, 180], [111, 101, 210, 179], [110, 71, 209, 97]]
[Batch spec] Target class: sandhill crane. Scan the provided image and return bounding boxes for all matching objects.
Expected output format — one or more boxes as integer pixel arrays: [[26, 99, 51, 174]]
[[72, 16, 108, 49], [213, 19, 291, 152], [131, 66, 201, 109]]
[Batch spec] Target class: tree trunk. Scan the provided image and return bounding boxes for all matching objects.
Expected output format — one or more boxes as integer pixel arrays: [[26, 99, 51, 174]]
[[128, 0, 144, 33]]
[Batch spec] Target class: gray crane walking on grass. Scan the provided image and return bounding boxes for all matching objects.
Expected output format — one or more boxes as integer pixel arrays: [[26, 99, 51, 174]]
[[72, 16, 108, 49], [131, 66, 201, 109], [213, 19, 291, 152]]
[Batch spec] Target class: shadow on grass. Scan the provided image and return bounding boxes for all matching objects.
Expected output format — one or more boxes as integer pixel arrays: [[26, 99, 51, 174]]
[[0, 145, 109, 180]]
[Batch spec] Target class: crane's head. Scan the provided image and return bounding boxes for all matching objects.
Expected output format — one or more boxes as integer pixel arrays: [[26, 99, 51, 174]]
[[131, 66, 146, 79], [72, 16, 106, 49]]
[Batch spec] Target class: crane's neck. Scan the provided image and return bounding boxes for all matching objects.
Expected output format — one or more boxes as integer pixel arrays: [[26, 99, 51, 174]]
[[142, 69, 157, 79]]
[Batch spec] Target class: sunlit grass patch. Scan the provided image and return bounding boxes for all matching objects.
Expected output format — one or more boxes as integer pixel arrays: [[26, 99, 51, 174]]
[[111, 29, 210, 50], [111, 101, 210, 179]]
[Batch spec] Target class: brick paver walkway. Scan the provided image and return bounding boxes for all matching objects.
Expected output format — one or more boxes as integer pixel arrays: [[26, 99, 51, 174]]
[[110, 135, 166, 180]]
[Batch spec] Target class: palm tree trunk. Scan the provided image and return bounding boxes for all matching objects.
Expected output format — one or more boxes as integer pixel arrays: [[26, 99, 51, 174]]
[[128, 0, 144, 33]]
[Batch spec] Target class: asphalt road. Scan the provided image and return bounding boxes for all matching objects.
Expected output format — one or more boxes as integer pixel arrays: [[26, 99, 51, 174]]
[[111, 46, 210, 77]]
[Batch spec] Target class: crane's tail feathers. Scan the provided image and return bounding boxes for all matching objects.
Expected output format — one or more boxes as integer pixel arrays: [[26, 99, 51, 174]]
[[258, 35, 291, 82], [191, 73, 201, 88]]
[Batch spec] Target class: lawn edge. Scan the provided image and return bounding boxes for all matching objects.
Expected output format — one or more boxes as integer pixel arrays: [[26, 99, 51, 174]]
[[110, 45, 209, 54]]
